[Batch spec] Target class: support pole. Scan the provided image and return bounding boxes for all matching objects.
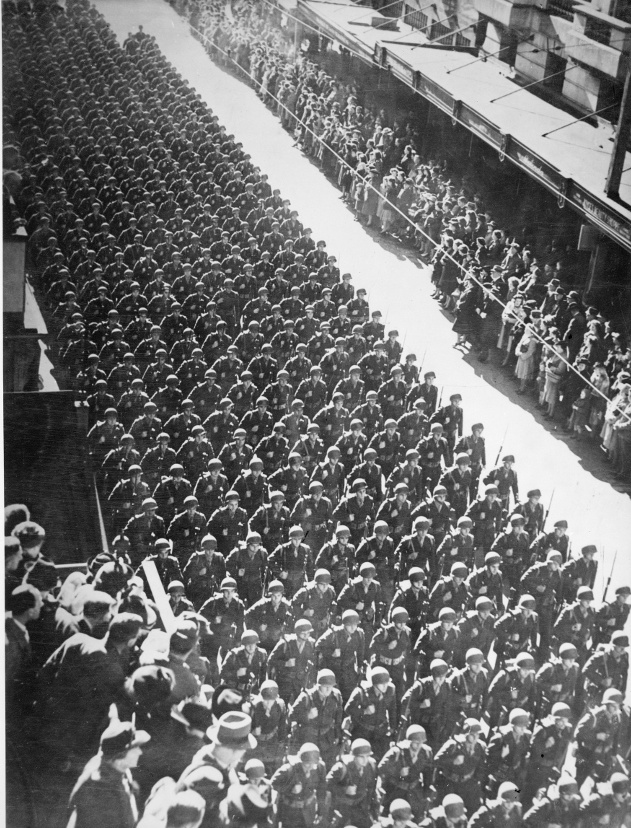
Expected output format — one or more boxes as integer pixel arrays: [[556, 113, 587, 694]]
[[605, 63, 631, 199]]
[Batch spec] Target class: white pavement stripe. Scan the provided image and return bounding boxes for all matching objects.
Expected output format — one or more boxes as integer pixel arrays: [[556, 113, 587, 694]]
[[96, 0, 631, 591]]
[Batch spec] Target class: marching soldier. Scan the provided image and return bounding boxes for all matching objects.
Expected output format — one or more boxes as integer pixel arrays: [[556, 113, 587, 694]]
[[327, 739, 379, 828], [428, 561, 470, 622], [436, 517, 474, 579], [553, 585, 595, 663], [333, 478, 375, 551], [485, 708, 531, 799], [376, 483, 414, 547], [455, 422, 486, 500], [268, 618, 317, 704], [485, 651, 536, 731], [483, 455, 519, 512], [561, 543, 598, 603], [582, 630, 629, 707], [494, 593, 538, 665], [399, 659, 451, 750], [207, 489, 248, 556], [594, 585, 630, 646], [314, 524, 354, 594], [469, 782, 523, 828], [369, 606, 411, 703], [396, 517, 435, 581], [225, 531, 268, 606], [447, 648, 489, 726], [268, 525, 313, 598], [534, 642, 580, 718], [344, 666, 397, 762], [271, 742, 330, 828], [182, 533, 226, 608], [249, 679, 288, 775], [511, 487, 545, 540], [431, 393, 463, 460], [123, 497, 165, 567], [418, 423, 450, 493], [523, 775, 582, 826], [413, 607, 459, 678], [391, 567, 428, 646], [245, 579, 294, 652], [220, 629, 267, 694], [166, 494, 207, 565], [438, 453, 471, 519], [315, 609, 365, 702], [193, 457, 229, 520], [290, 480, 333, 558], [199, 576, 245, 674], [575, 687, 629, 786], [337, 561, 385, 639], [466, 484, 504, 556], [292, 568, 337, 638], [490, 513, 530, 596], [434, 718, 486, 816], [521, 549, 564, 658], [249, 491, 290, 556], [289, 668, 344, 768], [522, 702, 573, 804], [579, 772, 630, 827], [454, 597, 496, 668]]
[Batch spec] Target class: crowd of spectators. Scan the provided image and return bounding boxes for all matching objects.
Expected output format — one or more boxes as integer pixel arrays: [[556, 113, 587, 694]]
[[3, 1, 631, 828], [185, 0, 631, 480]]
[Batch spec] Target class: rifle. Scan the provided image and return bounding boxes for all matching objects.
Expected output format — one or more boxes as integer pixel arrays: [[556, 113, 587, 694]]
[[437, 386, 443, 411], [603, 550, 618, 602], [541, 488, 555, 533], [418, 347, 427, 379], [494, 425, 509, 467]]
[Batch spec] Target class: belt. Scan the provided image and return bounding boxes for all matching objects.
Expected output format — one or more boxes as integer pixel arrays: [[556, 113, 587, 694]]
[[380, 654, 405, 666], [257, 728, 278, 742]]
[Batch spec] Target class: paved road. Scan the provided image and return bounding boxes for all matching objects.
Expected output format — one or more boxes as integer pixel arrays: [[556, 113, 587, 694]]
[[97, 0, 631, 594]]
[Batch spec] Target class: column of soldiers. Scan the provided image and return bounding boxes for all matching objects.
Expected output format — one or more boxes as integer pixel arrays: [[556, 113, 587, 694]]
[[6, 1, 631, 827]]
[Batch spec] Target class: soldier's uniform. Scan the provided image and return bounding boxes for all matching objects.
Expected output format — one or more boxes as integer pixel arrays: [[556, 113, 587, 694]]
[[290, 485, 333, 557], [245, 583, 294, 651], [333, 486, 375, 550], [199, 585, 245, 660], [249, 681, 288, 774], [166, 499, 207, 564], [219, 634, 268, 694], [552, 587, 595, 662], [447, 650, 489, 726], [454, 602, 496, 668], [581, 632, 629, 706], [271, 748, 329, 828], [399, 661, 451, 749], [485, 653, 536, 730], [485, 712, 532, 798], [523, 777, 582, 826], [182, 541, 227, 608], [494, 595, 538, 665], [337, 567, 385, 638], [466, 487, 504, 553], [193, 463, 229, 519], [574, 691, 628, 785], [314, 531, 354, 594], [534, 644, 580, 718], [434, 722, 486, 816], [520, 552, 564, 658], [413, 610, 459, 677], [292, 573, 337, 638], [378, 729, 434, 820], [327, 741, 379, 828], [315, 614, 365, 702], [267, 623, 317, 703], [369, 611, 411, 702], [207, 496, 248, 556], [523, 704, 573, 803], [289, 675, 344, 767], [225, 535, 268, 606], [345, 670, 397, 761]]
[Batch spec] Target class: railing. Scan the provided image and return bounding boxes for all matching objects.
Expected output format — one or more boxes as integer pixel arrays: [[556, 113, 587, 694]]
[[548, 0, 577, 21], [430, 21, 452, 39], [584, 16, 612, 43], [404, 4, 428, 30]]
